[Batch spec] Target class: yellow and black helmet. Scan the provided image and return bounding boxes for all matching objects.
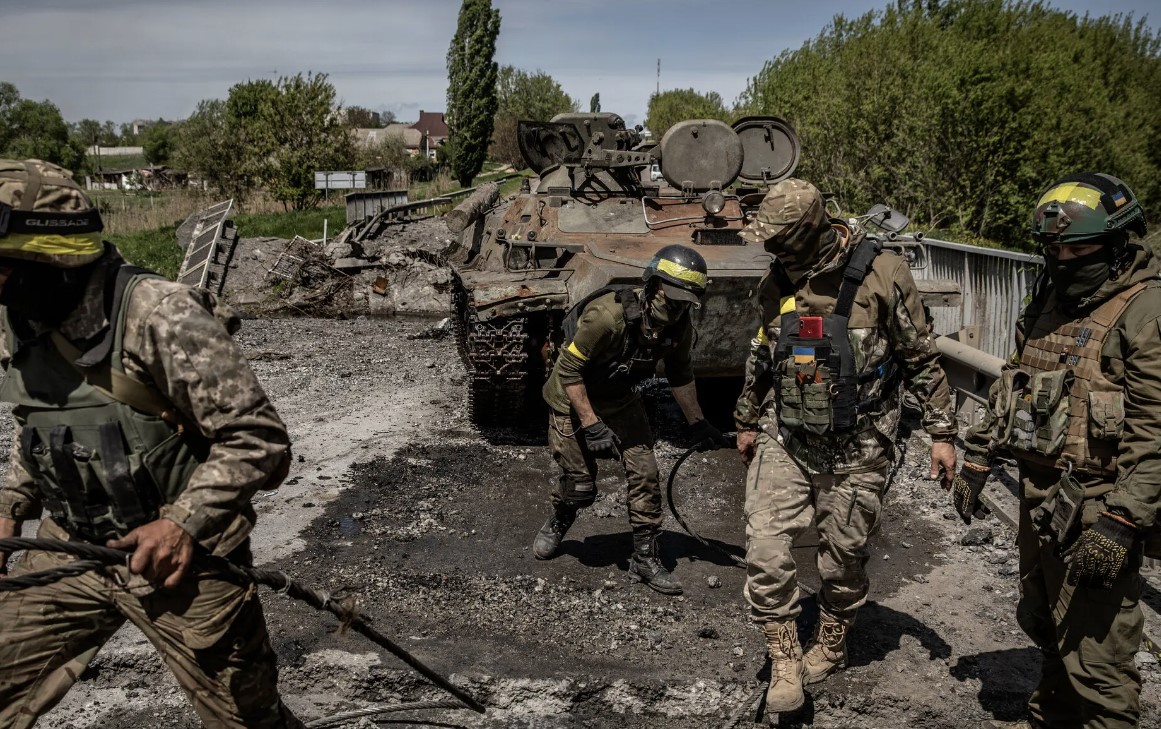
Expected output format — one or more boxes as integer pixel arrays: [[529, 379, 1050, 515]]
[[642, 244, 708, 302], [1032, 172, 1147, 246], [0, 159, 105, 268]]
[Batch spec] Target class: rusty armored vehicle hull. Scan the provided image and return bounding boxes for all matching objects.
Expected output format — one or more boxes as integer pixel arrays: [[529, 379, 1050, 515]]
[[447, 113, 801, 425]]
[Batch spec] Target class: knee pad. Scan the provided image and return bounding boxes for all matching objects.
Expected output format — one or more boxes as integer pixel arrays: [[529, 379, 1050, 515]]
[[559, 475, 597, 508]]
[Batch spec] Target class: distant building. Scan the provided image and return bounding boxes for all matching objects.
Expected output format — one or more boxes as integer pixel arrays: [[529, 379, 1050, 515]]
[[409, 110, 448, 159], [130, 119, 154, 136], [85, 166, 188, 192], [353, 115, 447, 161]]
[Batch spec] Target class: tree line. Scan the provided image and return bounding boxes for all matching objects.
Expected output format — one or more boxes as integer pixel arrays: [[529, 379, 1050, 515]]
[[649, 0, 1161, 246], [4, 0, 1158, 242]]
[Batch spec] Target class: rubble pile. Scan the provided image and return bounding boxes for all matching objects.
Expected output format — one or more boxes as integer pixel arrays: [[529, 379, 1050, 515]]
[[222, 213, 458, 318]]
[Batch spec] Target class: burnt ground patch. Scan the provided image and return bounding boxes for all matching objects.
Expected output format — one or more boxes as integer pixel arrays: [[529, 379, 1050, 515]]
[[259, 426, 962, 726]]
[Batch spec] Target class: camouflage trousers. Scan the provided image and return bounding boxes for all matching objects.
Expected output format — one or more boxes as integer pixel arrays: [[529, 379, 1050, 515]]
[[0, 519, 304, 729], [1017, 498, 1143, 729], [548, 398, 662, 532], [744, 431, 886, 625]]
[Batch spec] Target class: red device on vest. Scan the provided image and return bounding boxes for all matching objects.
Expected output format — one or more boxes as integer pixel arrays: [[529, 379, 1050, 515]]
[[798, 316, 823, 339]]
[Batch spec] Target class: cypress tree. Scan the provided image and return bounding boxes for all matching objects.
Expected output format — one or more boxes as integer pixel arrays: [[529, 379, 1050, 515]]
[[446, 0, 501, 187]]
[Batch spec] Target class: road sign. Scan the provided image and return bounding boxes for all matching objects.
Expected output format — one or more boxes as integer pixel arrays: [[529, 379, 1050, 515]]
[[314, 171, 367, 190]]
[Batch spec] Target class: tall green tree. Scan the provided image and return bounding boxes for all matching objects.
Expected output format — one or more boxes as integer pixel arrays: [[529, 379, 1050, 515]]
[[141, 120, 175, 165], [0, 83, 84, 170], [644, 88, 730, 140], [174, 99, 253, 200], [489, 65, 577, 167], [344, 105, 380, 128], [737, 1, 1161, 245], [446, 0, 501, 186]]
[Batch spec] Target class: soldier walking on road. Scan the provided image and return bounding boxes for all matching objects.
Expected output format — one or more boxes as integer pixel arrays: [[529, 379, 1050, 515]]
[[532, 244, 729, 596], [733, 179, 958, 716], [956, 173, 1160, 729], [0, 160, 304, 728]]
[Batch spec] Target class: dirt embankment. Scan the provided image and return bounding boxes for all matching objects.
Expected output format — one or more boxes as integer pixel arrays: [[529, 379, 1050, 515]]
[[14, 317, 1161, 729]]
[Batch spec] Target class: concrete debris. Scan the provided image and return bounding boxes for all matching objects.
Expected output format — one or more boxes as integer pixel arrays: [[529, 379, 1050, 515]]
[[960, 527, 994, 547], [406, 317, 452, 340], [220, 214, 457, 319]]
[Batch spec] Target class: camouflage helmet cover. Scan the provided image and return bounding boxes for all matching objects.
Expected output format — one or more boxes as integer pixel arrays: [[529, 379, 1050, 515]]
[[642, 244, 708, 302], [0, 159, 105, 267], [739, 178, 829, 255], [1032, 172, 1147, 245]]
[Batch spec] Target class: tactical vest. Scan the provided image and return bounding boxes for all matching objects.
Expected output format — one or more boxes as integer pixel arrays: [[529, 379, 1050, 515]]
[[560, 286, 685, 384], [997, 282, 1147, 477], [771, 238, 899, 434], [0, 264, 208, 542]]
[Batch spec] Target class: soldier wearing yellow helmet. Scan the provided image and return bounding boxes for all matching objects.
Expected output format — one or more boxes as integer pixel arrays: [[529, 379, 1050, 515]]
[[959, 172, 1160, 729], [533, 244, 727, 596], [0, 160, 304, 728]]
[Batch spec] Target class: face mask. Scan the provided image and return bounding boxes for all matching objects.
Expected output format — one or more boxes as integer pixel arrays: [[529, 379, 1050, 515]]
[[0, 261, 92, 325], [775, 227, 838, 281], [646, 287, 691, 330], [1045, 246, 1114, 305]]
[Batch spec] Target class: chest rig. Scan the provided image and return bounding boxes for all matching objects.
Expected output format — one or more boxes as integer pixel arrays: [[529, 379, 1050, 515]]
[[561, 286, 684, 383], [1006, 282, 1147, 476], [0, 264, 209, 542], [771, 238, 898, 434]]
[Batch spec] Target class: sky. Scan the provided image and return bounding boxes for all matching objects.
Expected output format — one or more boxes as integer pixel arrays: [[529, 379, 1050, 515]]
[[0, 0, 1156, 130]]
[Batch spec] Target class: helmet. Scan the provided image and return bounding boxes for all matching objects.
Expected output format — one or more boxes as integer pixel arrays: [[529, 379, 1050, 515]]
[[0, 159, 105, 268], [642, 244, 708, 302], [739, 178, 828, 255], [1032, 172, 1147, 246]]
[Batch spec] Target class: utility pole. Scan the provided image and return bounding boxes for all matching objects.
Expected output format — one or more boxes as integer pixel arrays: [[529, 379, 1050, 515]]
[[656, 58, 660, 96]]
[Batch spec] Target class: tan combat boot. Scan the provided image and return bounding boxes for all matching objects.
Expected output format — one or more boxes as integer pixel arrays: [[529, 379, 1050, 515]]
[[761, 620, 805, 715], [803, 610, 849, 684]]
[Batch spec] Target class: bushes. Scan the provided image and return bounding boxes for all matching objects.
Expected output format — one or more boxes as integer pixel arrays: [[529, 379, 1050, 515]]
[[738, 1, 1161, 247]]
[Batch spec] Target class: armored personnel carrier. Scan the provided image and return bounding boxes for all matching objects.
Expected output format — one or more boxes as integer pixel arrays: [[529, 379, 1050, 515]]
[[447, 112, 801, 425]]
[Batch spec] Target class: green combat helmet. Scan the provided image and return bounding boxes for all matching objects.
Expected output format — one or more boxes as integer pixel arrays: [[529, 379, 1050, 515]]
[[1032, 172, 1147, 246], [642, 244, 708, 302], [0, 159, 105, 268]]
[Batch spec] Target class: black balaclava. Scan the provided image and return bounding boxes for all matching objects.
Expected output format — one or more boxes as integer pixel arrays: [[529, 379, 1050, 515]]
[[0, 260, 94, 325], [1049, 242, 1119, 304]]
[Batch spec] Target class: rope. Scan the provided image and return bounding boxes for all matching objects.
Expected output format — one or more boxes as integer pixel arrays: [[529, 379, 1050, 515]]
[[304, 700, 465, 728], [720, 685, 764, 729], [665, 445, 747, 568], [0, 538, 486, 715]]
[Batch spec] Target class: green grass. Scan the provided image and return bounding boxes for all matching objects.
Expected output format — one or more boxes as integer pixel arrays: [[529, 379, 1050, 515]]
[[109, 224, 185, 279], [233, 204, 347, 241]]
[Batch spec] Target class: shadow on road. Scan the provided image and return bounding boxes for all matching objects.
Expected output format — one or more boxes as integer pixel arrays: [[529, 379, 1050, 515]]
[[950, 648, 1039, 721], [559, 529, 747, 571]]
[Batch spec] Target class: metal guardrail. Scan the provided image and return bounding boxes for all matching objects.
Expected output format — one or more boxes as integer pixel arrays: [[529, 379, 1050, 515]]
[[914, 238, 1043, 360], [345, 189, 409, 225]]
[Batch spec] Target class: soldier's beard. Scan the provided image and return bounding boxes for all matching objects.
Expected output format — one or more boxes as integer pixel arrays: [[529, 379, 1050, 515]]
[[0, 261, 92, 325]]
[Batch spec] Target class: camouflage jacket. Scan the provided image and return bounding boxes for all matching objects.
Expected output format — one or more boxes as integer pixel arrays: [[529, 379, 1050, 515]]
[[734, 223, 957, 474], [0, 249, 291, 556], [543, 289, 695, 415], [963, 247, 1161, 528]]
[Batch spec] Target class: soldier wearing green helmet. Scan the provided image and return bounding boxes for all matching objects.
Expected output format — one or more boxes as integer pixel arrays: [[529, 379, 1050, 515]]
[[533, 244, 728, 595], [958, 172, 1161, 728], [0, 160, 304, 728]]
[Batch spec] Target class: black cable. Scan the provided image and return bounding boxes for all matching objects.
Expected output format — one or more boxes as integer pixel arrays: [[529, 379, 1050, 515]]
[[0, 538, 486, 715], [665, 445, 748, 568]]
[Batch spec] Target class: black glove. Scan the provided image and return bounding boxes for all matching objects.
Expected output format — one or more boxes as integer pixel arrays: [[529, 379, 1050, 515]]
[[690, 419, 729, 451], [952, 463, 991, 524], [1066, 513, 1137, 589], [579, 420, 621, 460]]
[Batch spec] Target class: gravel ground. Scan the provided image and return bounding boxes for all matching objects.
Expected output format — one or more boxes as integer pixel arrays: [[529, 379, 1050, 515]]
[[7, 316, 1160, 728]]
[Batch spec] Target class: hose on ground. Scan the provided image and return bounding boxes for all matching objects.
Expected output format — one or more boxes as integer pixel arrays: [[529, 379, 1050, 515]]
[[304, 699, 466, 728], [0, 538, 486, 715]]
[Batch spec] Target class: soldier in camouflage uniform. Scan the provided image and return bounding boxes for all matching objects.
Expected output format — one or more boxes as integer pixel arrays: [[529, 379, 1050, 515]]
[[0, 160, 303, 728], [957, 173, 1159, 729], [734, 179, 957, 715], [533, 244, 727, 596]]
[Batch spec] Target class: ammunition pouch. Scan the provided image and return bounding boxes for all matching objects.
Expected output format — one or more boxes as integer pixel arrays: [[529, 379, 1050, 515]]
[[998, 368, 1073, 458], [559, 475, 597, 508], [1029, 466, 1084, 546]]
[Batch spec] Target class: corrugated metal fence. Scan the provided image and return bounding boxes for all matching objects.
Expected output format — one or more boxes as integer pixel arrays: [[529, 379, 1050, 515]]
[[913, 238, 1043, 360]]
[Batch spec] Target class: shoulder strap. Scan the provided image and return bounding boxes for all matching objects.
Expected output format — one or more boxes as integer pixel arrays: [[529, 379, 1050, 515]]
[[561, 284, 637, 342], [833, 238, 883, 320]]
